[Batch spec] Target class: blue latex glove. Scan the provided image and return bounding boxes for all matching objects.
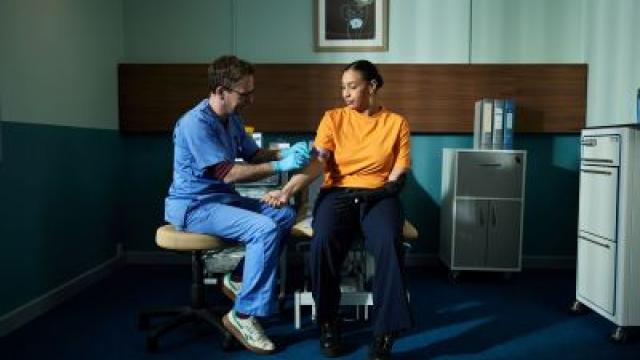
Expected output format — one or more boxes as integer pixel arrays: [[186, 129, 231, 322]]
[[279, 142, 310, 161], [271, 151, 309, 172]]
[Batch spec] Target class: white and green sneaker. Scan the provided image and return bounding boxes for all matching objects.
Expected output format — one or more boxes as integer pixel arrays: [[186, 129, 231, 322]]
[[222, 272, 242, 301], [222, 310, 275, 354]]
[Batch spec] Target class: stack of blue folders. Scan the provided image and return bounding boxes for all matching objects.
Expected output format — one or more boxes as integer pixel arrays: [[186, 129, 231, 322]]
[[473, 98, 516, 150]]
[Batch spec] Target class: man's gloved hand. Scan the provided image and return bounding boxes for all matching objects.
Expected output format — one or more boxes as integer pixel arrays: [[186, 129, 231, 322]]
[[271, 151, 310, 173], [279, 142, 310, 160]]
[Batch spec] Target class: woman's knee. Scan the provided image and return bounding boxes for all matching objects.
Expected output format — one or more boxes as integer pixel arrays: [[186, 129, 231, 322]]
[[365, 232, 402, 257]]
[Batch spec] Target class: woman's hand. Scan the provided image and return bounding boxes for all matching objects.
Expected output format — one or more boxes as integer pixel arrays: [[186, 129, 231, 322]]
[[262, 189, 290, 208]]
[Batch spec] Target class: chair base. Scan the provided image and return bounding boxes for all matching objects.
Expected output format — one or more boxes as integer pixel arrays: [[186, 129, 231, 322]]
[[139, 305, 234, 352]]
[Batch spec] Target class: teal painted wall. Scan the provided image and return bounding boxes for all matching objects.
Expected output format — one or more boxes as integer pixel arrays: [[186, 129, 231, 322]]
[[0, 123, 124, 315], [119, 134, 173, 250]]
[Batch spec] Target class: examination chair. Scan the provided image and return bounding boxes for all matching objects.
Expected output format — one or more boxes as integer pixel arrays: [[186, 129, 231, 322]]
[[290, 179, 419, 328]]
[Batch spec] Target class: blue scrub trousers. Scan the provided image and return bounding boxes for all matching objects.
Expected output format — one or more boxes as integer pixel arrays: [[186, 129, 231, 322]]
[[184, 196, 296, 317], [310, 188, 413, 335]]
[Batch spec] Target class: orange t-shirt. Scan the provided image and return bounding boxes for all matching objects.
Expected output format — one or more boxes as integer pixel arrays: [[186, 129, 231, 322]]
[[313, 107, 411, 189]]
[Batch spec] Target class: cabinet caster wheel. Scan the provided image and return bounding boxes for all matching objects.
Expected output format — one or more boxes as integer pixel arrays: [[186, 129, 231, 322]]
[[221, 332, 235, 351], [502, 272, 514, 281], [278, 298, 287, 314], [448, 271, 461, 283], [610, 327, 628, 343], [569, 300, 588, 314], [146, 337, 158, 352]]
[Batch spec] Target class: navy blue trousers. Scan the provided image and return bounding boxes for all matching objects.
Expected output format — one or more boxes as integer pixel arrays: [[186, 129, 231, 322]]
[[310, 188, 413, 335]]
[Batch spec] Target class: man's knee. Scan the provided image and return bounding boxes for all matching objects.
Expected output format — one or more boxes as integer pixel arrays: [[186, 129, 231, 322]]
[[278, 206, 296, 228], [249, 217, 280, 243]]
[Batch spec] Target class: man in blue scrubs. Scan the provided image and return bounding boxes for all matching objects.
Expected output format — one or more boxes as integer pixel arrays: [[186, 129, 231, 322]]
[[165, 55, 309, 354]]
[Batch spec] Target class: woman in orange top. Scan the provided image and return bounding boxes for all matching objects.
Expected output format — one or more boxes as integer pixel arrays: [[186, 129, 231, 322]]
[[264, 60, 412, 360]]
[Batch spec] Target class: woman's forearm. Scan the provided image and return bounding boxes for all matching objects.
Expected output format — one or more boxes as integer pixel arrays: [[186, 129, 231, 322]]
[[281, 159, 324, 197], [388, 167, 409, 181]]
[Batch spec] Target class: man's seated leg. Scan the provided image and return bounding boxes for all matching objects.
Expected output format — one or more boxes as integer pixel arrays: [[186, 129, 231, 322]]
[[185, 199, 292, 354], [221, 198, 296, 301]]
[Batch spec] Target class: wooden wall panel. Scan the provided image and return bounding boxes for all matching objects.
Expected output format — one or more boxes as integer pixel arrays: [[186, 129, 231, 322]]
[[119, 63, 586, 133]]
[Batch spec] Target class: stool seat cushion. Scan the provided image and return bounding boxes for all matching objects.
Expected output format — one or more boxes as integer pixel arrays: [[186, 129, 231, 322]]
[[156, 225, 228, 251], [402, 220, 418, 241], [292, 218, 419, 241]]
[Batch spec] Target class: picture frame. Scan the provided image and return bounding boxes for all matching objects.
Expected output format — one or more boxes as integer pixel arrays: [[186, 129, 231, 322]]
[[314, 0, 389, 52]]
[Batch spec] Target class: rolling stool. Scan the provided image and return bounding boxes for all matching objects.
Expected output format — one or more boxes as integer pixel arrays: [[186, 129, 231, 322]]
[[138, 225, 235, 351]]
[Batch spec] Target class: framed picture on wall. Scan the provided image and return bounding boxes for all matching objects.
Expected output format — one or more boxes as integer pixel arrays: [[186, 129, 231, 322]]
[[314, 0, 389, 52]]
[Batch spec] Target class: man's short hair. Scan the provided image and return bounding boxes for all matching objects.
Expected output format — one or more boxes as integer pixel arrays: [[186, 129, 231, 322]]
[[207, 55, 255, 92]]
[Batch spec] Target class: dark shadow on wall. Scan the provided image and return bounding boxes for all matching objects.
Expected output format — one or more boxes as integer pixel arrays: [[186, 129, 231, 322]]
[[120, 133, 174, 252], [516, 134, 580, 261], [400, 171, 439, 255]]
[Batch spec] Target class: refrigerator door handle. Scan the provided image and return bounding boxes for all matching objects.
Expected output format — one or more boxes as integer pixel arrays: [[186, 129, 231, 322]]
[[582, 158, 613, 164], [581, 168, 613, 176], [578, 235, 611, 249]]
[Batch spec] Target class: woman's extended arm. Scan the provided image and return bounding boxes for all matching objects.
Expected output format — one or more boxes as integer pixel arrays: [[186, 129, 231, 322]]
[[262, 156, 325, 207]]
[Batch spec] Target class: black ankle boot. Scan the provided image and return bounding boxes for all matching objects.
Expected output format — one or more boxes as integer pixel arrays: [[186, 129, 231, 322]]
[[319, 318, 342, 357], [367, 333, 396, 360]]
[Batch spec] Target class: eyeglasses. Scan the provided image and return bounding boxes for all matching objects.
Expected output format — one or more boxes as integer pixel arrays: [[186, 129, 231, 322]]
[[225, 87, 255, 98]]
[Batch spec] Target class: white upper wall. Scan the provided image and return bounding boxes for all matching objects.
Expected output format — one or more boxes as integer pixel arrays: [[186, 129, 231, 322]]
[[585, 0, 640, 127], [471, 0, 585, 63], [124, 0, 233, 62], [235, 0, 470, 63], [0, 0, 123, 130], [123, 0, 586, 65]]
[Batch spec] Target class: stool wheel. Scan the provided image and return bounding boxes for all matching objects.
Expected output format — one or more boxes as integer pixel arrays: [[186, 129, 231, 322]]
[[278, 297, 287, 314], [221, 332, 236, 351], [448, 270, 461, 283], [138, 314, 150, 330], [146, 337, 159, 352]]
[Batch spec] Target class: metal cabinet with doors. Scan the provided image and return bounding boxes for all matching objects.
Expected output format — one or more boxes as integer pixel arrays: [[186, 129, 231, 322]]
[[440, 149, 527, 279]]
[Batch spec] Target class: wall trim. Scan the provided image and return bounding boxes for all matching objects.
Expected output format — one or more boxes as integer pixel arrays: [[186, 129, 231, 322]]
[[0, 245, 124, 337]]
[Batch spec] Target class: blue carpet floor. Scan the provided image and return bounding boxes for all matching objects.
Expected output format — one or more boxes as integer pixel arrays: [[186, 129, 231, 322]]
[[1, 266, 639, 359]]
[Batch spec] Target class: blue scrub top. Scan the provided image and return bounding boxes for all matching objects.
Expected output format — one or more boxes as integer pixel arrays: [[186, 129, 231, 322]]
[[165, 99, 259, 227]]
